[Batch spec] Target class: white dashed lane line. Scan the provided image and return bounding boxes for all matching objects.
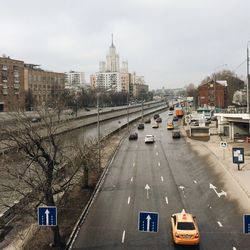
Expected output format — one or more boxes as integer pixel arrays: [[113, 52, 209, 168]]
[[121, 230, 126, 243], [165, 196, 168, 204], [193, 180, 197, 184], [156, 152, 159, 156], [161, 176, 164, 182], [127, 196, 130, 204], [158, 162, 161, 167], [217, 221, 223, 227], [233, 247, 237, 250], [133, 162, 135, 167], [130, 177, 133, 182]]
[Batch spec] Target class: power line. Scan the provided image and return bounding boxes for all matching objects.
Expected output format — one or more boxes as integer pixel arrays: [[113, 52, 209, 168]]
[[232, 59, 247, 72]]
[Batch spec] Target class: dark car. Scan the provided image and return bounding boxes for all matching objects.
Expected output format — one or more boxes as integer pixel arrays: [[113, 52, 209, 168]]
[[84, 107, 91, 111], [172, 130, 181, 139], [153, 114, 160, 119], [31, 117, 41, 123], [138, 123, 145, 129], [129, 132, 138, 140], [156, 117, 162, 123], [173, 116, 178, 121], [145, 118, 151, 123]]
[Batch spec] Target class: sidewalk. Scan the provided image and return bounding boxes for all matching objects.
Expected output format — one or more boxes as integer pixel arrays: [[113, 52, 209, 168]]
[[182, 125, 250, 198]]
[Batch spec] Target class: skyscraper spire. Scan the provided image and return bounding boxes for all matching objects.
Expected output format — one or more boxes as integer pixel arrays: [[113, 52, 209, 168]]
[[111, 33, 114, 47]]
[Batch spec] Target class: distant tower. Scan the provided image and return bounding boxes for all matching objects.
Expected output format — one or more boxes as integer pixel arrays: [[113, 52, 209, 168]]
[[106, 34, 120, 72]]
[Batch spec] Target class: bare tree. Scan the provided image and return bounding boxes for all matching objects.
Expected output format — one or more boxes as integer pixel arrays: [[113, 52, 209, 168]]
[[0, 110, 98, 248]]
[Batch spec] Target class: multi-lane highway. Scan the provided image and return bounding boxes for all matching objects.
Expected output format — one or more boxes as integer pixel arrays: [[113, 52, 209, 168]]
[[71, 111, 250, 250]]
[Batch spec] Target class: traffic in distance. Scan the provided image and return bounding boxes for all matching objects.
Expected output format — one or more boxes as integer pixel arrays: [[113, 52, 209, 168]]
[[71, 105, 250, 250]]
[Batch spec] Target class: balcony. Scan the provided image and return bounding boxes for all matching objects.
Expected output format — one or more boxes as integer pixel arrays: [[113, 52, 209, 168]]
[[2, 84, 8, 89], [2, 65, 8, 71], [2, 89, 8, 95], [14, 84, 20, 90], [14, 79, 20, 84]]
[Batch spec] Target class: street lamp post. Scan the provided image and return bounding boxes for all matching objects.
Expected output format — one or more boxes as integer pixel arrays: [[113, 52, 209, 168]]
[[97, 92, 101, 175], [126, 88, 129, 133], [247, 40, 250, 135]]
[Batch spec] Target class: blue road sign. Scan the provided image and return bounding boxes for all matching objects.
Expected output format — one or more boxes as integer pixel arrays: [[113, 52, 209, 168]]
[[243, 214, 250, 234], [138, 211, 158, 233], [38, 206, 57, 226], [232, 147, 244, 164]]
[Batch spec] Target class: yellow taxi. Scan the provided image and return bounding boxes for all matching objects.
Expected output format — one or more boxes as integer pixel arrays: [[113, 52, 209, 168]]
[[171, 209, 200, 246], [167, 122, 174, 130]]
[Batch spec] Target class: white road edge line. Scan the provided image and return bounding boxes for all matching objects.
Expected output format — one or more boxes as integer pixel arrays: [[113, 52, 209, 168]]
[[165, 196, 168, 204], [217, 221, 223, 227], [161, 176, 164, 182], [122, 230, 126, 243], [127, 196, 130, 204], [131, 177, 133, 182]]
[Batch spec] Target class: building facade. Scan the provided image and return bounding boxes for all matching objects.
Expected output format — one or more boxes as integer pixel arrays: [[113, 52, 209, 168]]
[[24, 64, 65, 107], [198, 80, 226, 109], [65, 71, 86, 91], [0, 56, 25, 112]]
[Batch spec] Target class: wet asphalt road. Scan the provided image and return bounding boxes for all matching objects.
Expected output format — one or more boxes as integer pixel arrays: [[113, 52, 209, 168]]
[[72, 111, 250, 250]]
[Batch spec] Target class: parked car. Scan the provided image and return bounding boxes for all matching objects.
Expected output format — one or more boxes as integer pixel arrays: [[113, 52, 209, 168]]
[[156, 117, 162, 123], [138, 123, 145, 129], [145, 118, 151, 123], [171, 209, 200, 246], [172, 130, 181, 139], [153, 114, 160, 119], [145, 135, 155, 143], [129, 132, 138, 140]]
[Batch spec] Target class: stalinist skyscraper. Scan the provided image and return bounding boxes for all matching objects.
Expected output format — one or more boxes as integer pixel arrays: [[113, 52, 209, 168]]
[[106, 34, 120, 72]]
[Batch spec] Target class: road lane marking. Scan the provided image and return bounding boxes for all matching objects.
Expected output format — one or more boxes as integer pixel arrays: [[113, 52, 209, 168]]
[[133, 162, 135, 167], [131, 177, 133, 182], [193, 180, 197, 184], [158, 162, 161, 167], [233, 247, 237, 250], [127, 196, 130, 204], [122, 230, 126, 243], [217, 221, 223, 227], [165, 196, 168, 204], [161, 176, 164, 182], [156, 152, 159, 156], [154, 145, 157, 148]]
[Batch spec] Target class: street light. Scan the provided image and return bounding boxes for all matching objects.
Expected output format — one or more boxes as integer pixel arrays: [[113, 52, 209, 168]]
[[97, 92, 101, 175], [247, 40, 250, 135], [126, 87, 130, 133], [213, 64, 227, 108]]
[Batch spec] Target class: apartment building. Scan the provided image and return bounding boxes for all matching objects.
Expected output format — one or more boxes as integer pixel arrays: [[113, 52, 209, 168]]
[[0, 56, 25, 112], [24, 64, 65, 107]]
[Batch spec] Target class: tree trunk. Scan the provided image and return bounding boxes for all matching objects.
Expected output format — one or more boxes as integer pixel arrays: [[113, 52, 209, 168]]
[[52, 225, 63, 249]]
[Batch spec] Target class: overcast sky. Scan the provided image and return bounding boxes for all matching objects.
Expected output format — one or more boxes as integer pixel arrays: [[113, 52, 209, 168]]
[[1, 0, 250, 90]]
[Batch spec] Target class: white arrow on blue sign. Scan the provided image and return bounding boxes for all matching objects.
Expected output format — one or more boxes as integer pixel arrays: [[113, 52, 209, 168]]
[[138, 211, 158, 233], [243, 214, 250, 234], [38, 206, 57, 226]]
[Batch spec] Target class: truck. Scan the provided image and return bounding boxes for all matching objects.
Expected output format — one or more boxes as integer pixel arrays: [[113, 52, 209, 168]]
[[175, 108, 184, 118]]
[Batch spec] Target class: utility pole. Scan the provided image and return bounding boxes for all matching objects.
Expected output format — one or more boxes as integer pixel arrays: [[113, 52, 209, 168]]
[[126, 87, 129, 133], [247, 41, 250, 135]]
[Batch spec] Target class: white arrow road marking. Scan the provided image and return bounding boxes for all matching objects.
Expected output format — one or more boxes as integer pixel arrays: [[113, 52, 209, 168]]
[[165, 196, 168, 204], [209, 183, 227, 198], [146, 215, 151, 231], [45, 209, 50, 225], [193, 180, 197, 184], [161, 176, 164, 182], [158, 162, 161, 167], [130, 177, 133, 182], [145, 184, 151, 199], [127, 196, 130, 204], [217, 221, 223, 227], [133, 162, 135, 167], [121, 230, 126, 243], [156, 152, 159, 156]]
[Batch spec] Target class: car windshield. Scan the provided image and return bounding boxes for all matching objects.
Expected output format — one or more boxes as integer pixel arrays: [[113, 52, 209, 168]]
[[177, 222, 195, 230]]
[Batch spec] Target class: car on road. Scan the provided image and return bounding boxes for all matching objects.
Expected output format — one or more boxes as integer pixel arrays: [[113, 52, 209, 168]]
[[190, 121, 199, 126], [144, 135, 155, 143], [31, 117, 42, 123], [156, 117, 162, 123], [152, 122, 159, 128], [172, 130, 181, 139], [167, 122, 174, 130], [173, 116, 178, 121], [153, 114, 160, 119], [138, 123, 145, 129], [129, 132, 138, 140], [171, 209, 200, 246], [168, 111, 174, 115], [145, 118, 151, 123]]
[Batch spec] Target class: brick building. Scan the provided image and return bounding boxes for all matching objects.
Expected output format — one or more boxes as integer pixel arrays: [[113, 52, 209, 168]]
[[0, 56, 25, 112], [198, 80, 226, 109], [24, 64, 65, 108]]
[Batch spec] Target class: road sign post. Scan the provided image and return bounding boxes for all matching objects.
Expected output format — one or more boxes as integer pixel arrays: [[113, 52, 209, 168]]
[[138, 211, 159, 233], [38, 206, 57, 226], [232, 147, 244, 171], [243, 214, 250, 234]]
